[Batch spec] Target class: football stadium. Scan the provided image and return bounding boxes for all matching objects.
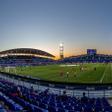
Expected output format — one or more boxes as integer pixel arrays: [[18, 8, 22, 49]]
[[1, 0, 112, 112], [0, 48, 112, 112], [0, 48, 111, 84]]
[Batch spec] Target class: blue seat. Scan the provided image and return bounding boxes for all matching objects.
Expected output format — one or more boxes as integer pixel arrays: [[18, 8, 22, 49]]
[[57, 107, 65, 112], [39, 102, 47, 109], [48, 105, 57, 112]]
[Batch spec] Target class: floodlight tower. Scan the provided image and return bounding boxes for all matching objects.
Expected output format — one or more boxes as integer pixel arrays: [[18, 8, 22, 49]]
[[59, 43, 64, 59]]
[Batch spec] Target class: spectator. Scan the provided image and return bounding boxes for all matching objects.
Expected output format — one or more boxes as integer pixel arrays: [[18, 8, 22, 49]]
[[81, 92, 88, 104]]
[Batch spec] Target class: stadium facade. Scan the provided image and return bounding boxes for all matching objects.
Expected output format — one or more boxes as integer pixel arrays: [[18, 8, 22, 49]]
[[0, 48, 55, 66]]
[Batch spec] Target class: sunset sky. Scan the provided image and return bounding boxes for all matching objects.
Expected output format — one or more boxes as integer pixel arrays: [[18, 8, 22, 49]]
[[0, 0, 112, 58]]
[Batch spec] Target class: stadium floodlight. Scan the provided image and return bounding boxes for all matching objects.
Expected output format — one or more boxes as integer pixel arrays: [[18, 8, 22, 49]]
[[59, 43, 64, 59], [60, 43, 63, 47]]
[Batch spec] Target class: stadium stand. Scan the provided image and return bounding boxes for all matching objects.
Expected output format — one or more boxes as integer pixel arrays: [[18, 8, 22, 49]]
[[0, 48, 55, 66], [0, 78, 112, 112], [59, 49, 112, 63], [60, 54, 112, 63]]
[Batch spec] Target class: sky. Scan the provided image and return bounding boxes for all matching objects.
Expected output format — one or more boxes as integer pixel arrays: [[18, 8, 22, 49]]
[[0, 0, 112, 58]]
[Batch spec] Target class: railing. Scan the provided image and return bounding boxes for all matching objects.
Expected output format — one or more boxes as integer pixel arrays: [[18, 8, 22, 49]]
[[0, 72, 112, 98]]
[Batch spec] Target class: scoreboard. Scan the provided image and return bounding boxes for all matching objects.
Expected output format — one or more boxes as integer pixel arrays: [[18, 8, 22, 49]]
[[87, 49, 97, 55]]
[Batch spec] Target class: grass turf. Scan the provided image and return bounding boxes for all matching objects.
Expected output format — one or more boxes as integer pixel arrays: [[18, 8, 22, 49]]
[[4, 63, 112, 84]]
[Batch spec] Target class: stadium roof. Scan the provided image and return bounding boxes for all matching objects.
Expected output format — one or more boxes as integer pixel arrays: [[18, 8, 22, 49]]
[[0, 48, 55, 58]]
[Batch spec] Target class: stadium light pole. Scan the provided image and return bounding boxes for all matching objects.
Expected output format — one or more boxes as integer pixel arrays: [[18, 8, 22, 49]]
[[59, 43, 64, 59]]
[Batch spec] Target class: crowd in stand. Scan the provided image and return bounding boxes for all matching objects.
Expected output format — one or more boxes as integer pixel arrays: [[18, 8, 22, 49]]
[[0, 78, 112, 112], [60, 54, 112, 63], [0, 56, 54, 67]]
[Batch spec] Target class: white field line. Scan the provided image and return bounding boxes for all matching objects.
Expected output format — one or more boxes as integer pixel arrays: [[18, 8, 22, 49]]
[[100, 65, 108, 83], [60, 64, 80, 67]]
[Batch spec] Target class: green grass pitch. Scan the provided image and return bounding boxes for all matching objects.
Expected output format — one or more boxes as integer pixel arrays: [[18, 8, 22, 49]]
[[6, 63, 112, 84]]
